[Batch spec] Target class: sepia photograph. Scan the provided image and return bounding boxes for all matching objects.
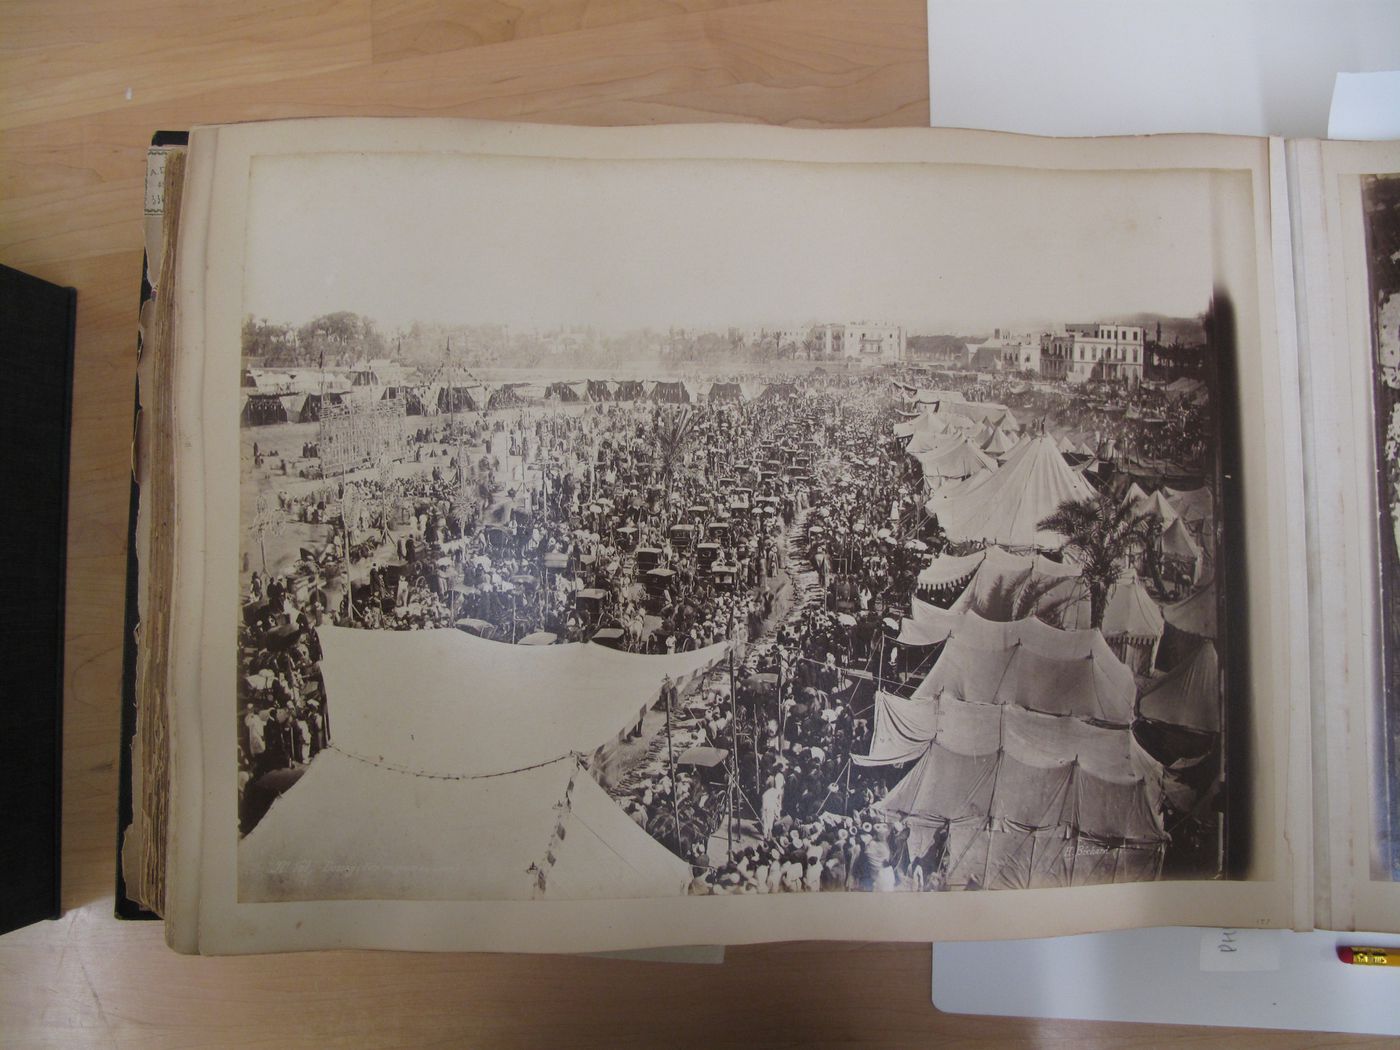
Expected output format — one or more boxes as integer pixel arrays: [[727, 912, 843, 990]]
[[1362, 172, 1400, 882], [230, 150, 1241, 902]]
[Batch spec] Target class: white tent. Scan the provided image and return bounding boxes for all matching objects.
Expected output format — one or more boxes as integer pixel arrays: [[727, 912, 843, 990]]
[[949, 401, 1012, 428], [1161, 516, 1204, 584], [1163, 579, 1216, 639], [1139, 640, 1220, 735], [904, 411, 974, 452], [1164, 485, 1215, 541], [947, 545, 1082, 622], [1163, 485, 1213, 520], [914, 435, 998, 487], [980, 425, 1016, 457], [933, 552, 1165, 675], [1131, 488, 1179, 527], [898, 605, 1133, 719], [925, 435, 1096, 549], [239, 627, 727, 901], [1121, 481, 1149, 508], [1057, 572, 1166, 675], [916, 549, 988, 594], [864, 611, 1165, 889]]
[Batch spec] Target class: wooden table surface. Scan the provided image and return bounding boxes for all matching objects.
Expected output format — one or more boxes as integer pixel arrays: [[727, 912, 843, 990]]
[[0, 2, 1387, 1046]]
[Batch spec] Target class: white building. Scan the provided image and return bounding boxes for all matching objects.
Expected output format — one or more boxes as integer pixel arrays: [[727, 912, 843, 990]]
[[1052, 323, 1145, 385], [966, 329, 1040, 373], [815, 321, 905, 364], [740, 326, 809, 351]]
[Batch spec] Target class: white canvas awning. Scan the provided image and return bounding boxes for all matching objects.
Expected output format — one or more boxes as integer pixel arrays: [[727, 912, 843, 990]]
[[314, 626, 727, 777], [240, 750, 693, 901], [238, 627, 725, 903]]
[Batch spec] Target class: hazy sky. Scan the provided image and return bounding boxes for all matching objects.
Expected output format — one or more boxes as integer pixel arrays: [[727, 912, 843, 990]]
[[243, 152, 1248, 334]]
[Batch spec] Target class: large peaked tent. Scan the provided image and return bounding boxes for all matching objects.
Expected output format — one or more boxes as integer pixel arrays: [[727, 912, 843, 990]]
[[1059, 573, 1165, 675], [925, 435, 1096, 548]]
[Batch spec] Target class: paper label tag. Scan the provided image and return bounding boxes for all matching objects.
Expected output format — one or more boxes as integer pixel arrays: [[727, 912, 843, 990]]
[[1199, 929, 1282, 972], [144, 146, 171, 217]]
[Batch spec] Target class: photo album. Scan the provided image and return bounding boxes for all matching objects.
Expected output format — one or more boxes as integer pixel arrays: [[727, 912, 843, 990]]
[[118, 119, 1400, 953]]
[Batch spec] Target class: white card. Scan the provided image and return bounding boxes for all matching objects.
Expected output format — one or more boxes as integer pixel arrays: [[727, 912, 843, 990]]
[[927, 0, 1400, 138], [1199, 928, 1282, 972]]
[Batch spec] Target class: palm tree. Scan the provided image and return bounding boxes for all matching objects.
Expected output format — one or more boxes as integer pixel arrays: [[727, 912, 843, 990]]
[[653, 407, 697, 503], [1037, 492, 1159, 630]]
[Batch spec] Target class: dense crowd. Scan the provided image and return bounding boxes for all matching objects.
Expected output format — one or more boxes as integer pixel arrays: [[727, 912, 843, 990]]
[[236, 367, 1219, 886]]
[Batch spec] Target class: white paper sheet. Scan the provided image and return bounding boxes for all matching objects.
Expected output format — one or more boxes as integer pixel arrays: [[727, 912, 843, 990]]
[[928, 1, 1400, 137], [1329, 71, 1400, 140], [934, 928, 1400, 1034]]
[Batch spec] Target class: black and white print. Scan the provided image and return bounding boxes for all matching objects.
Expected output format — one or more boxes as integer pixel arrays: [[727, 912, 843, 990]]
[[230, 152, 1239, 901]]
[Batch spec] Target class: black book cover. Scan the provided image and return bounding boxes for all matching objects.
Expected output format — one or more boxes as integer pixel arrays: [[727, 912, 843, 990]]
[[0, 264, 75, 935]]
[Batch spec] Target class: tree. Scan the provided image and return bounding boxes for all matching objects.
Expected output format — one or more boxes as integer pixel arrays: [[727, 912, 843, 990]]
[[242, 317, 298, 366], [1037, 492, 1158, 630], [653, 407, 697, 503], [296, 312, 387, 367]]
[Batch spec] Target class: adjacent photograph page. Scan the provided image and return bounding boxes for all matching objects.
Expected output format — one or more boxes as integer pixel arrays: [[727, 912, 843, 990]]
[[169, 121, 1304, 953], [1318, 139, 1400, 933]]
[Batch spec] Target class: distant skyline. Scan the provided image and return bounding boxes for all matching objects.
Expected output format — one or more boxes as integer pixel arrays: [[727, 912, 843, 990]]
[[243, 315, 1202, 340], [244, 152, 1246, 335]]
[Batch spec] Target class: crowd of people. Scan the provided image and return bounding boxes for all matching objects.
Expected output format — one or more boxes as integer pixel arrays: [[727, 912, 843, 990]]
[[236, 364, 1219, 887]]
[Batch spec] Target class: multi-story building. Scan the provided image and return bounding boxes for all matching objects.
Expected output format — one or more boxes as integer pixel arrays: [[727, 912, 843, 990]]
[[739, 325, 810, 352], [967, 329, 1040, 373], [815, 321, 905, 364], [1040, 323, 1145, 385]]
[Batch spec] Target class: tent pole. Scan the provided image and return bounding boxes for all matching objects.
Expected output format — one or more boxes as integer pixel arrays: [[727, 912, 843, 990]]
[[665, 682, 680, 852], [980, 707, 1007, 889], [729, 637, 740, 856], [1067, 760, 1081, 887]]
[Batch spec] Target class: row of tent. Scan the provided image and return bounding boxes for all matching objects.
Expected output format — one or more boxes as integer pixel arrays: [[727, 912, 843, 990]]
[[240, 383, 526, 425], [919, 546, 1165, 675], [912, 545, 1220, 725], [899, 402, 1114, 464], [546, 379, 802, 404], [864, 607, 1168, 889], [897, 393, 1024, 432], [242, 376, 810, 425], [916, 433, 1212, 554]]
